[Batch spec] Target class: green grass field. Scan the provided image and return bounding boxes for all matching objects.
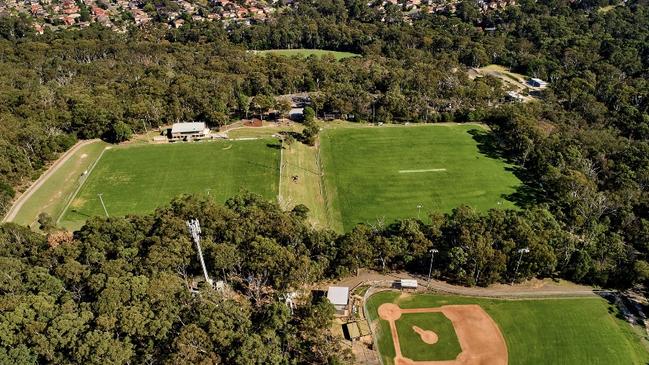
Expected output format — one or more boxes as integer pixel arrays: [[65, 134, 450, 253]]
[[254, 49, 360, 60], [10, 140, 108, 228], [59, 140, 280, 230], [395, 312, 462, 361], [320, 125, 521, 230], [366, 291, 649, 365]]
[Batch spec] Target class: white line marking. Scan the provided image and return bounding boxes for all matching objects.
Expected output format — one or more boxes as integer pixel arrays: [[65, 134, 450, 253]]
[[398, 168, 447, 173], [56, 147, 109, 224]]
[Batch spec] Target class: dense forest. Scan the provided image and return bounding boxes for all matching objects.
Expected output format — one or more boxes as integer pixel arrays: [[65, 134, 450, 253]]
[[1, 0, 649, 362], [0, 195, 352, 364]]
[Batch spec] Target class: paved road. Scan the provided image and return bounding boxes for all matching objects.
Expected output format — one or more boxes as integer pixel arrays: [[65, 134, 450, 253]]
[[331, 269, 597, 299], [2, 139, 100, 224]]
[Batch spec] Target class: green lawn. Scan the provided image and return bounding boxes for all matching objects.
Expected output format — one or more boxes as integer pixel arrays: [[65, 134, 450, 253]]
[[320, 125, 521, 230], [59, 140, 280, 230], [11, 140, 108, 228], [395, 312, 462, 361], [366, 291, 649, 365], [254, 49, 360, 60]]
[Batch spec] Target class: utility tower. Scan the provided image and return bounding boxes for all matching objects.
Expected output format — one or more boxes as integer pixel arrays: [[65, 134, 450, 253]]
[[186, 219, 213, 287]]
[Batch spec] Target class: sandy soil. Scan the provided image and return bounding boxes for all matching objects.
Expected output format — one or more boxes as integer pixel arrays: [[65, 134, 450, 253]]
[[378, 303, 508, 365]]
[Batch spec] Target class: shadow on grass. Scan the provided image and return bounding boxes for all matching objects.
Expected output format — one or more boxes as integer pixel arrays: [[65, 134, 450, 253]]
[[68, 209, 92, 219], [468, 128, 542, 208], [244, 159, 280, 172]]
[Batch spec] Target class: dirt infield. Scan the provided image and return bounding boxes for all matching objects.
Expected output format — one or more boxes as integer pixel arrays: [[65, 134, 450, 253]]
[[377, 303, 508, 365]]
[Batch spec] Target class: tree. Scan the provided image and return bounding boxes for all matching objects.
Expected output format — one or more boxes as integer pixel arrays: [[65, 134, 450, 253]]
[[303, 106, 315, 123], [276, 98, 292, 119], [37, 213, 55, 233]]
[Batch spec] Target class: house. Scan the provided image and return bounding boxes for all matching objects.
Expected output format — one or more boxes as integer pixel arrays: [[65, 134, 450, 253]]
[[326, 286, 349, 315], [173, 19, 185, 28], [528, 78, 548, 88], [169, 122, 210, 141], [62, 16, 76, 26]]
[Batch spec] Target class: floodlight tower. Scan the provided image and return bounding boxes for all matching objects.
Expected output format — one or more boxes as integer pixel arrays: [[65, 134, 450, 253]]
[[512, 247, 530, 285], [427, 248, 439, 288], [186, 219, 212, 287]]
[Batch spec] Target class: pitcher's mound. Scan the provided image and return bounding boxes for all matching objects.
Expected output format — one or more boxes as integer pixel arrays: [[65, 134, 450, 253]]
[[413, 326, 438, 344]]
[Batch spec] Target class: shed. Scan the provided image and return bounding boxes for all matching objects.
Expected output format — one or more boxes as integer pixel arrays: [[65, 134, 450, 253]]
[[400, 279, 418, 289], [289, 107, 304, 121], [327, 286, 349, 314], [344, 322, 361, 340], [528, 78, 548, 88]]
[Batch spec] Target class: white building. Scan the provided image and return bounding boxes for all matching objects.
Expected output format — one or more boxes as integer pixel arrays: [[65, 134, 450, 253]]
[[528, 78, 548, 88], [169, 122, 210, 141], [326, 286, 349, 315]]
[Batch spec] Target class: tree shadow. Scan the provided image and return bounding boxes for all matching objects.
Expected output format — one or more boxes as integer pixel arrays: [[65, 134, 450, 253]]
[[266, 142, 283, 149], [279, 130, 309, 145], [69, 209, 92, 219], [468, 128, 542, 208], [468, 128, 504, 160]]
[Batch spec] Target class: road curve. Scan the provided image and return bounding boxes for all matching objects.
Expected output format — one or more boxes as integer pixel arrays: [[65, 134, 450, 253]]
[[2, 139, 100, 224]]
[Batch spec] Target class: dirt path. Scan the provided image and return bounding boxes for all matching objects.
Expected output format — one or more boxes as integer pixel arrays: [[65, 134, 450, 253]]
[[332, 269, 596, 298], [2, 139, 100, 223]]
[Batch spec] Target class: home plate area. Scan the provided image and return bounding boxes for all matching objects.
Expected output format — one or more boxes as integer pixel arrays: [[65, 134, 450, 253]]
[[377, 303, 508, 365]]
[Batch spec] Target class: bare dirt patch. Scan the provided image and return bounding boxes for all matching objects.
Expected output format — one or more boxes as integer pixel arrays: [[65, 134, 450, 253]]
[[379, 303, 402, 321], [70, 197, 86, 208], [377, 303, 508, 365], [80, 153, 88, 159]]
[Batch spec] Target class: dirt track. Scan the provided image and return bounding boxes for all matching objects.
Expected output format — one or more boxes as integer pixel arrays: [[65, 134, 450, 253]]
[[334, 269, 596, 298], [378, 303, 508, 365], [2, 139, 99, 223]]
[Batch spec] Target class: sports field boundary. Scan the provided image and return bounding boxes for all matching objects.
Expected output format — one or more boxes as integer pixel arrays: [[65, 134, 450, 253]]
[[278, 139, 284, 205], [315, 138, 343, 231], [2, 139, 101, 224], [56, 146, 110, 224]]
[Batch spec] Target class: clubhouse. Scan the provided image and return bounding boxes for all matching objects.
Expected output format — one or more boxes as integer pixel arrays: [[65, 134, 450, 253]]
[[168, 122, 211, 141]]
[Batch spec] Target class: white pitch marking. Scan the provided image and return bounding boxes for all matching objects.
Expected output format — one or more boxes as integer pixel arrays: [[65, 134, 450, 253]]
[[398, 168, 447, 174]]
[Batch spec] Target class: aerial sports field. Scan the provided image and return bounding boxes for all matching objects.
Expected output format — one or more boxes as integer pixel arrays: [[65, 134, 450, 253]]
[[320, 124, 521, 230], [366, 290, 649, 365], [8, 123, 520, 232]]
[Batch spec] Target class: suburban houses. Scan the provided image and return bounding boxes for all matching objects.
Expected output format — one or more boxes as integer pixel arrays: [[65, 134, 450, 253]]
[[1, 0, 520, 33], [1, 0, 281, 33]]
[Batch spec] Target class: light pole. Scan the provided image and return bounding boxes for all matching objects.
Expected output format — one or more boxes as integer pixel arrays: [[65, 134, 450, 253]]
[[427, 248, 439, 288], [417, 204, 423, 220], [97, 193, 109, 218], [512, 247, 530, 285]]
